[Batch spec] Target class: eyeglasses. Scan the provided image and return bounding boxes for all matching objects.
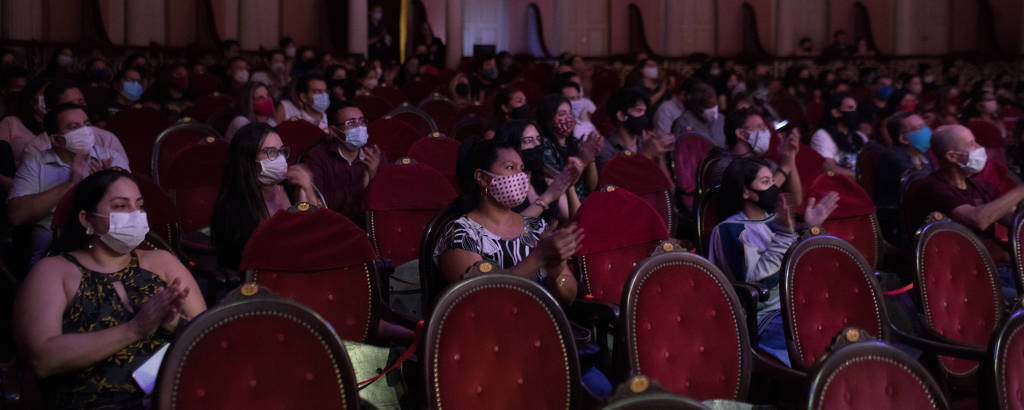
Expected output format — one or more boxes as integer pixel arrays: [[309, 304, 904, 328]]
[[260, 146, 291, 160], [341, 117, 369, 128], [521, 135, 543, 146]]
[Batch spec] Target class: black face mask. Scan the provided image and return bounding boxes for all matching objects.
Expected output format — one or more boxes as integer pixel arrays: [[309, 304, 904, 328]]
[[455, 83, 470, 97], [840, 110, 859, 129], [520, 146, 546, 174], [751, 184, 781, 213], [508, 105, 530, 120], [624, 113, 651, 136]]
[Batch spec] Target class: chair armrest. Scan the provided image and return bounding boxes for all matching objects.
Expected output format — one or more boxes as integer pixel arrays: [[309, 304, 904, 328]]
[[568, 298, 620, 324], [888, 324, 988, 362], [732, 281, 768, 342], [752, 348, 806, 385]]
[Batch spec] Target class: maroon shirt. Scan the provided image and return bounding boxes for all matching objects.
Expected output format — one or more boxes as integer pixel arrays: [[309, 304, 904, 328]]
[[912, 172, 1008, 264], [303, 141, 386, 223]]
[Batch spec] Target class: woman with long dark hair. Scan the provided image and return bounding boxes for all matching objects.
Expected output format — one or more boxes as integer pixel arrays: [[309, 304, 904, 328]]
[[211, 123, 320, 270], [809, 93, 868, 179], [14, 169, 205, 409], [225, 82, 277, 140], [535, 94, 600, 205], [0, 77, 49, 166], [493, 119, 582, 222]]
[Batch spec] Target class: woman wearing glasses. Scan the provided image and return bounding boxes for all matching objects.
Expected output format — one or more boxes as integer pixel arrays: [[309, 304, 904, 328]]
[[211, 122, 320, 270], [492, 119, 582, 223]]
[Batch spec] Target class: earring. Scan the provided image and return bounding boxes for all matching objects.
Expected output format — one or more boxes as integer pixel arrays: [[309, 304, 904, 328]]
[[86, 226, 94, 235]]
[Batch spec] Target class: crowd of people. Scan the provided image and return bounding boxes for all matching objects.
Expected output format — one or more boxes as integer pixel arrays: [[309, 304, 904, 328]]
[[1, 28, 1024, 407]]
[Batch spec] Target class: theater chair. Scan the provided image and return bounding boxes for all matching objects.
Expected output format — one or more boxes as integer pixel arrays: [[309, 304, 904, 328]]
[[238, 207, 385, 343], [455, 103, 490, 124], [450, 114, 488, 141], [401, 80, 437, 106], [601, 376, 710, 410], [371, 85, 408, 107], [408, 133, 460, 190], [151, 119, 222, 186], [855, 142, 887, 196], [353, 94, 394, 122], [1011, 209, 1024, 295], [673, 133, 714, 210], [804, 331, 949, 410], [794, 144, 826, 201], [189, 72, 222, 97], [425, 273, 597, 409], [154, 295, 360, 410], [366, 158, 457, 266], [162, 138, 228, 234], [418, 93, 457, 134], [695, 186, 722, 258], [105, 106, 171, 177], [897, 169, 930, 248], [695, 151, 729, 197], [274, 119, 326, 164], [599, 154, 676, 236], [416, 201, 465, 318], [367, 117, 423, 160], [806, 172, 883, 269], [621, 249, 752, 402], [987, 309, 1024, 409], [388, 103, 438, 135], [184, 93, 234, 123]]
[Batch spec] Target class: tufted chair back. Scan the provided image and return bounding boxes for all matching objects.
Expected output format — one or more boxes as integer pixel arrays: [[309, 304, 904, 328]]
[[425, 274, 584, 410], [388, 103, 439, 135], [622, 251, 751, 401], [105, 107, 172, 177], [367, 117, 424, 160], [366, 159, 458, 265], [408, 133, 461, 190], [574, 186, 669, 304], [820, 214, 882, 269], [154, 296, 359, 410], [353, 94, 395, 121], [239, 208, 380, 343], [695, 151, 730, 197], [805, 341, 949, 410], [151, 121, 222, 186], [162, 139, 228, 233], [807, 172, 881, 268], [418, 94, 458, 134], [1010, 209, 1024, 295], [991, 310, 1024, 410], [916, 217, 1003, 384], [673, 134, 714, 209], [599, 154, 676, 234], [695, 186, 722, 258], [184, 93, 235, 123], [274, 119, 327, 163], [781, 235, 889, 370], [371, 86, 409, 107]]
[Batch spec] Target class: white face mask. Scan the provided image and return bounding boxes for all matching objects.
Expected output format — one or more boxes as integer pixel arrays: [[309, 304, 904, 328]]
[[271, 62, 285, 73], [234, 70, 250, 83], [570, 100, 585, 119], [36, 95, 47, 115], [959, 147, 987, 175], [285, 46, 297, 58], [702, 106, 719, 123], [642, 66, 659, 80], [981, 100, 998, 114], [94, 210, 149, 254], [258, 156, 288, 185], [747, 129, 771, 155], [62, 126, 96, 155], [343, 125, 369, 149]]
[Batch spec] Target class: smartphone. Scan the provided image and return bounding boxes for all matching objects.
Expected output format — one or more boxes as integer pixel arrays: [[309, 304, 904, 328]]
[[773, 120, 789, 131]]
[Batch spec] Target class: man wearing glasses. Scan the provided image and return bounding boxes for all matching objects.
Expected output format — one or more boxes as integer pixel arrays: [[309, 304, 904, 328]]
[[302, 101, 383, 226]]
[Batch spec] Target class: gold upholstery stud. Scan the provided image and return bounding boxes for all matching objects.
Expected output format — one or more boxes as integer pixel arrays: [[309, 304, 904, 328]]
[[845, 329, 860, 342], [204, 136, 215, 143], [662, 242, 674, 252], [480, 262, 493, 273], [297, 202, 311, 212], [240, 283, 258, 296], [629, 376, 650, 393]]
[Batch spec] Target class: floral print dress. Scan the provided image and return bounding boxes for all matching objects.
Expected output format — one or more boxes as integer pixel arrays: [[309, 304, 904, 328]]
[[433, 215, 547, 283]]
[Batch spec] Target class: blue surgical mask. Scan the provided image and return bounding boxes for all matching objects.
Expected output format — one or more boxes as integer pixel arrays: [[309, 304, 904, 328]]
[[343, 126, 369, 148], [121, 81, 143, 101], [904, 126, 931, 153], [312, 93, 330, 113]]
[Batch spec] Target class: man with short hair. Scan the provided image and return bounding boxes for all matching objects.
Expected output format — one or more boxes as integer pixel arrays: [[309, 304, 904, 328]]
[[23, 79, 127, 162], [653, 81, 686, 133], [9, 104, 129, 267], [225, 56, 250, 92], [596, 88, 672, 171], [671, 81, 725, 147], [274, 74, 329, 131]]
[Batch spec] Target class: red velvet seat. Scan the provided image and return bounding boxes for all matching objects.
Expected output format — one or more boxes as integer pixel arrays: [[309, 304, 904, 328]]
[[239, 208, 380, 343], [105, 107, 172, 177], [600, 154, 676, 234], [1011, 210, 1024, 295], [455, 103, 490, 123], [505, 80, 543, 106], [674, 133, 714, 210], [772, 95, 806, 131], [367, 117, 423, 160], [574, 186, 669, 304], [151, 121, 222, 186], [805, 101, 824, 130], [407, 133, 461, 192], [400, 80, 437, 106], [695, 151, 729, 197], [366, 160, 457, 265], [805, 341, 949, 410], [622, 250, 751, 401], [275, 119, 326, 163], [807, 172, 881, 268], [425, 274, 587, 409], [450, 114, 488, 141], [990, 310, 1024, 410], [898, 170, 930, 247], [162, 139, 228, 233], [794, 144, 826, 205], [695, 186, 722, 258], [185, 93, 235, 123], [388, 103, 438, 135], [590, 68, 622, 105], [154, 296, 359, 410], [352, 94, 394, 122], [370, 85, 408, 107], [915, 217, 1003, 387], [189, 72, 221, 97], [780, 235, 888, 370], [419, 94, 458, 134], [855, 142, 887, 197], [968, 118, 1006, 149]]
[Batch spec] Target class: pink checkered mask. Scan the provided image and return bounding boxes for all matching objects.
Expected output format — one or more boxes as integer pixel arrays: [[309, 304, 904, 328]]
[[483, 171, 530, 208]]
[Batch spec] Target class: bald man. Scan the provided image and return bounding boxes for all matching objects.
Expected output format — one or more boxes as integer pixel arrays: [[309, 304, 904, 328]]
[[910, 125, 1024, 295]]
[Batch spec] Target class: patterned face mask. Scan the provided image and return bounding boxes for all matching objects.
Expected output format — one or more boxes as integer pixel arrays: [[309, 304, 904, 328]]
[[483, 171, 529, 208], [555, 115, 576, 137]]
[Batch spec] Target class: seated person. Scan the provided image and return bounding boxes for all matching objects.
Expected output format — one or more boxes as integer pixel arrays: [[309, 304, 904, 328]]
[[910, 125, 1024, 297], [13, 169, 205, 409], [25, 78, 127, 159], [1, 77, 48, 167], [106, 67, 146, 115], [535, 94, 602, 202], [706, 108, 803, 204], [273, 73, 329, 132], [554, 80, 597, 141], [211, 123, 319, 270], [225, 81, 278, 141], [596, 88, 670, 170], [492, 120, 584, 222], [709, 157, 838, 366], [671, 81, 725, 147], [875, 111, 935, 239], [302, 102, 383, 224], [9, 104, 129, 268], [810, 93, 868, 179]]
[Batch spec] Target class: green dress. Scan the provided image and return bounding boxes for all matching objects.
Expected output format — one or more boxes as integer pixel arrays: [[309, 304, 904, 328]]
[[42, 252, 172, 410]]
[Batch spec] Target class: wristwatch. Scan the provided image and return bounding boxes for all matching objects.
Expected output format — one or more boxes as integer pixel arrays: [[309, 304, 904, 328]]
[[534, 198, 549, 210]]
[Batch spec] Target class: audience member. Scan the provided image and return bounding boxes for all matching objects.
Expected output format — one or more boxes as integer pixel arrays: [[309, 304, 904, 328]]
[[553, 80, 597, 141], [653, 80, 686, 133], [535, 94, 601, 204], [273, 73, 329, 131], [810, 93, 867, 179], [493, 120, 582, 221], [226, 82, 277, 140], [672, 82, 725, 147], [107, 68, 145, 115], [28, 79, 127, 160], [0, 77, 49, 166]]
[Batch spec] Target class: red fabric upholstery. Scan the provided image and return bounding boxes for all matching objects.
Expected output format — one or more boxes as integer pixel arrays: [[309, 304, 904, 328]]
[[773, 95, 806, 130], [975, 151, 1017, 195], [574, 188, 668, 256], [506, 80, 542, 106], [154, 125, 220, 185], [185, 94, 235, 123], [822, 215, 880, 268], [371, 86, 408, 106], [408, 135, 460, 188], [239, 208, 376, 272], [400, 80, 437, 105], [257, 266, 374, 342], [796, 144, 827, 204], [968, 118, 1006, 149], [455, 104, 490, 123], [856, 143, 887, 195], [920, 230, 1000, 377], [174, 185, 220, 233], [807, 172, 877, 218], [172, 314, 350, 409], [674, 134, 715, 208], [580, 241, 660, 303], [366, 162, 456, 211], [786, 245, 883, 368], [420, 98, 458, 134], [189, 72, 221, 97], [352, 94, 394, 121], [995, 313, 1024, 410], [391, 111, 434, 137], [631, 261, 745, 400], [275, 119, 327, 163], [600, 154, 674, 196], [164, 140, 227, 232], [451, 115, 488, 141], [697, 189, 722, 256], [367, 117, 424, 160], [817, 356, 941, 410], [368, 210, 436, 265], [432, 288, 570, 409], [805, 101, 824, 130], [105, 107, 171, 177]]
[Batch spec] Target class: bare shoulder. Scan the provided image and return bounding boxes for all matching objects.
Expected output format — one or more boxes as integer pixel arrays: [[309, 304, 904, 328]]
[[136, 249, 186, 279], [19, 255, 78, 298]]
